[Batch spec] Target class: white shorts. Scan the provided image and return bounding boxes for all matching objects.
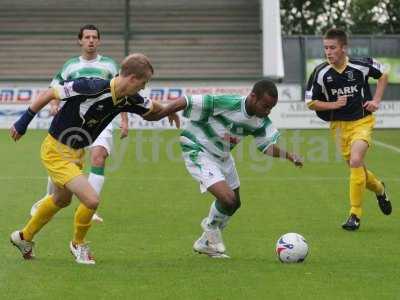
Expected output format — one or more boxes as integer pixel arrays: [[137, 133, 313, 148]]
[[182, 150, 240, 193], [88, 122, 114, 155]]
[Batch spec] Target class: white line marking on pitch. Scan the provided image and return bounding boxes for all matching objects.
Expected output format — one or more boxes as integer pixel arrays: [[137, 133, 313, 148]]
[[373, 140, 400, 154]]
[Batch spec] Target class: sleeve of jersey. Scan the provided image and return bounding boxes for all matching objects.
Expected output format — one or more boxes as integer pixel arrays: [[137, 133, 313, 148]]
[[52, 78, 109, 100], [51, 81, 80, 101], [304, 69, 325, 108], [182, 94, 214, 122], [368, 58, 385, 79], [254, 124, 280, 153], [49, 71, 64, 88], [126, 96, 154, 116]]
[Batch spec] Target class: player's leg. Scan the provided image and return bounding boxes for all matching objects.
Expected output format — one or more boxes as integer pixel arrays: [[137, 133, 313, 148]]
[[30, 176, 56, 216], [11, 134, 77, 259], [11, 184, 72, 259], [194, 183, 240, 258], [65, 175, 99, 264], [197, 154, 241, 229], [342, 139, 368, 230], [365, 167, 391, 215], [186, 152, 240, 257], [87, 123, 113, 223], [88, 145, 108, 223]]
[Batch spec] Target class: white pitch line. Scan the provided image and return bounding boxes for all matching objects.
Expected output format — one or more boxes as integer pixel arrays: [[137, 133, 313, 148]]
[[373, 140, 400, 154]]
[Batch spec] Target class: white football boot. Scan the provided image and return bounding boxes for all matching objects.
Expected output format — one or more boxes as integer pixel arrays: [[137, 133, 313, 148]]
[[69, 242, 96, 265], [193, 232, 230, 258], [201, 218, 226, 253], [10, 231, 35, 259]]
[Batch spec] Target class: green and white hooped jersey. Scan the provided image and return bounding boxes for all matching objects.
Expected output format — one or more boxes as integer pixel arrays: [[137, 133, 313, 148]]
[[50, 54, 119, 86], [180, 94, 280, 159]]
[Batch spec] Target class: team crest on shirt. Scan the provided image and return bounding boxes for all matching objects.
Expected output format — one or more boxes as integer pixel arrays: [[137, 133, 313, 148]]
[[87, 119, 99, 127], [223, 133, 239, 145], [327, 76, 333, 82], [345, 70, 355, 82]]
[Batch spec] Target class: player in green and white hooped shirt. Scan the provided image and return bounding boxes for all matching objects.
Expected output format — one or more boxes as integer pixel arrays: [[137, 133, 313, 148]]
[[30, 25, 127, 223], [161, 80, 304, 258]]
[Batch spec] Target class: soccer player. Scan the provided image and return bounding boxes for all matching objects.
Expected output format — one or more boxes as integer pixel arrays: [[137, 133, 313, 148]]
[[10, 53, 179, 264], [152, 79, 303, 258], [305, 28, 391, 231], [30, 24, 126, 223]]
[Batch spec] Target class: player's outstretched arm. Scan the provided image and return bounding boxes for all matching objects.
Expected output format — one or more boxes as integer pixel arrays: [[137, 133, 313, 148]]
[[264, 144, 303, 167], [143, 97, 187, 128], [10, 88, 57, 141], [119, 112, 129, 139]]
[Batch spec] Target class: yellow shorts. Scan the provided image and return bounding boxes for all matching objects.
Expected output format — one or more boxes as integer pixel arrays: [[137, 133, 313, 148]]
[[330, 115, 375, 161], [40, 134, 85, 188]]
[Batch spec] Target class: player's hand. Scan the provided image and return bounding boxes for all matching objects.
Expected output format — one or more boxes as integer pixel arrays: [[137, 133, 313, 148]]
[[363, 100, 380, 112], [10, 125, 23, 141], [289, 153, 303, 168], [335, 96, 347, 109], [168, 113, 180, 129], [120, 120, 129, 139]]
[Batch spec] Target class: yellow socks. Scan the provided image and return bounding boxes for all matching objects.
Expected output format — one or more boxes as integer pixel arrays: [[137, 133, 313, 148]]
[[73, 204, 96, 245], [22, 195, 61, 241], [349, 167, 366, 218], [365, 169, 384, 195]]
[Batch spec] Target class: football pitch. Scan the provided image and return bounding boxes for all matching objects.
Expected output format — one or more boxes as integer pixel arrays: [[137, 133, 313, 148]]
[[1, 129, 399, 299]]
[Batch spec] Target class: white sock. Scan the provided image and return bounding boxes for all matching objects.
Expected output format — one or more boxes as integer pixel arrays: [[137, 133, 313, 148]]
[[88, 173, 105, 195], [46, 176, 55, 195], [206, 201, 230, 229]]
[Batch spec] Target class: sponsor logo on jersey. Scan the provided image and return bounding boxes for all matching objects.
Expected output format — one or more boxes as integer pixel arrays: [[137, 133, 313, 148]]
[[331, 85, 358, 96]]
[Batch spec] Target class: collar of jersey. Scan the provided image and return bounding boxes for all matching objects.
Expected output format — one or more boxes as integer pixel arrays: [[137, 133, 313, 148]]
[[329, 56, 349, 74], [110, 78, 125, 105], [241, 96, 252, 119], [79, 54, 101, 63]]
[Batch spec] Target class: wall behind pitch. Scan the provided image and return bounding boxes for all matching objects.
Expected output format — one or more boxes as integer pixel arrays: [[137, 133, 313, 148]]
[[0, 83, 399, 129]]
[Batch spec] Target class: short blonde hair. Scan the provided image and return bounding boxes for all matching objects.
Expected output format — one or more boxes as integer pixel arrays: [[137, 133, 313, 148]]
[[120, 53, 154, 78]]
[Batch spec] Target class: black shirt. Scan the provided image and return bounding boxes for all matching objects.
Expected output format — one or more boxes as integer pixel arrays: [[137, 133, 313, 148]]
[[305, 57, 384, 121], [49, 77, 152, 149]]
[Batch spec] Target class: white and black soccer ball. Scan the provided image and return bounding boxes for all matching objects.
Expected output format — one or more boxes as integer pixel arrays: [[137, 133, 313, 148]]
[[276, 233, 309, 263]]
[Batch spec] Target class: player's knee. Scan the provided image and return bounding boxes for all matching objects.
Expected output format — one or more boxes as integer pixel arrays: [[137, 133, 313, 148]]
[[349, 156, 363, 168], [219, 191, 237, 210], [53, 195, 72, 208], [85, 195, 100, 210], [91, 150, 108, 167], [229, 199, 241, 215]]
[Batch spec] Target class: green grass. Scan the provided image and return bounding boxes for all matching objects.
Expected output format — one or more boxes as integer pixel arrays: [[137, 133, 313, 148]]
[[1, 129, 399, 299]]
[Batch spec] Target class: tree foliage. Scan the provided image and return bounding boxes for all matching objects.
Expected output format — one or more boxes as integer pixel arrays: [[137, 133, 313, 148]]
[[280, 0, 400, 34]]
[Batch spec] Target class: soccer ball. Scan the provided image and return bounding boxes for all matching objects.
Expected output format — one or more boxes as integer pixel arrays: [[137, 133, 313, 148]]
[[275, 233, 309, 263]]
